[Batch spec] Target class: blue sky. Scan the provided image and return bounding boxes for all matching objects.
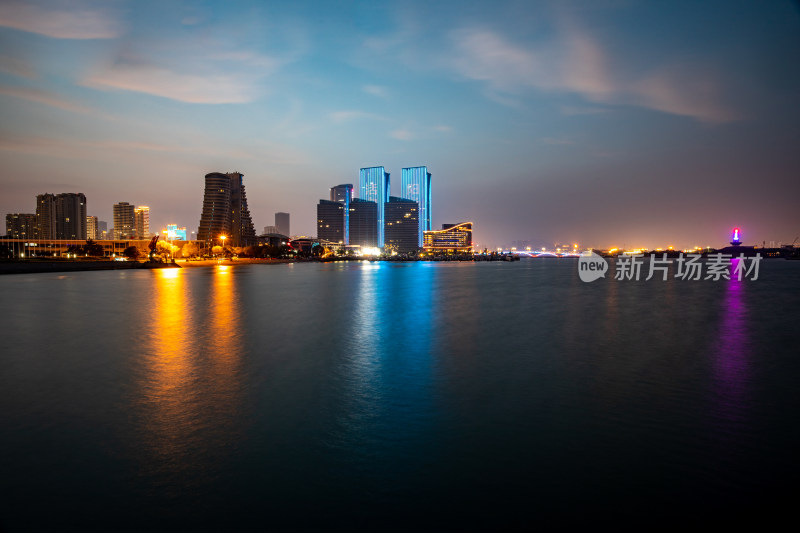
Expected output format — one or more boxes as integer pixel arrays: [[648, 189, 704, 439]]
[[1, 0, 798, 249]]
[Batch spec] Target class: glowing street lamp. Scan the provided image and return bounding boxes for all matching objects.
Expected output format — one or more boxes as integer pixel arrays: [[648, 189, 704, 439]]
[[219, 235, 227, 258]]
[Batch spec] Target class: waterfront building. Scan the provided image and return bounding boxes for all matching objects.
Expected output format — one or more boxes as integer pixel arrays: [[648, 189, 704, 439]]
[[98, 220, 108, 239], [165, 224, 187, 241], [349, 198, 378, 248], [197, 172, 257, 247], [113, 202, 135, 240], [384, 197, 419, 253], [35, 193, 56, 239], [317, 200, 346, 245], [400, 166, 431, 247], [86, 216, 98, 240], [275, 212, 290, 238], [330, 184, 353, 244], [134, 206, 150, 239], [359, 167, 389, 247], [423, 222, 473, 253], [6, 213, 37, 239]]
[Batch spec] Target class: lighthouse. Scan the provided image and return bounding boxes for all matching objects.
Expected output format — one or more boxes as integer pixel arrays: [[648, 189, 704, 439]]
[[730, 227, 742, 246]]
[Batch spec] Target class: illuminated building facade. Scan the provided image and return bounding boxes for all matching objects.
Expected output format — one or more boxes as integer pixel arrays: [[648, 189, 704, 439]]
[[86, 216, 98, 240], [384, 197, 419, 253], [330, 184, 353, 244], [349, 198, 378, 248], [400, 166, 431, 247], [165, 224, 187, 241], [197, 172, 256, 247], [134, 206, 150, 239], [423, 222, 473, 252], [317, 199, 346, 244], [113, 202, 135, 240], [275, 212, 290, 237], [359, 167, 389, 247], [6, 213, 37, 239], [35, 193, 55, 239]]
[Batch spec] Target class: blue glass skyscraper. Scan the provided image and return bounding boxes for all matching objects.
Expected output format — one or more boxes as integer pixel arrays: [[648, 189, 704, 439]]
[[359, 166, 390, 247], [401, 166, 432, 247]]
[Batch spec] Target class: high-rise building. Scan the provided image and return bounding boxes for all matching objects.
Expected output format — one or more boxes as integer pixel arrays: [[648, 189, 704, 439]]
[[401, 166, 432, 247], [113, 202, 135, 240], [6, 213, 37, 239], [384, 197, 419, 253], [359, 167, 389, 247], [263, 225, 278, 235], [330, 184, 353, 203], [330, 184, 353, 244], [36, 193, 56, 239], [423, 222, 473, 252], [134, 206, 150, 239], [54, 193, 86, 240], [98, 220, 108, 239], [317, 200, 346, 244], [275, 212, 290, 237], [197, 172, 256, 247], [86, 216, 98, 240], [349, 198, 378, 248]]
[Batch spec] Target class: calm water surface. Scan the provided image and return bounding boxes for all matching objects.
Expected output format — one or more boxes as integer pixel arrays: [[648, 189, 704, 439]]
[[1, 260, 798, 529]]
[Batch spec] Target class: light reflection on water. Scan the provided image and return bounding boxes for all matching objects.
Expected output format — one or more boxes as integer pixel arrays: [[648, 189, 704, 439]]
[[0, 260, 797, 528]]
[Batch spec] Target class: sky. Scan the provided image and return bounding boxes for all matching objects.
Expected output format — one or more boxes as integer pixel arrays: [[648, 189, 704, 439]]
[[0, 0, 798, 250]]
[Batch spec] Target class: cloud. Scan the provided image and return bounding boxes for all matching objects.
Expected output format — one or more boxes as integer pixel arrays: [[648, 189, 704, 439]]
[[0, 0, 123, 39], [0, 54, 35, 79], [390, 129, 414, 141], [433, 124, 452, 132], [84, 61, 259, 104], [329, 110, 386, 122], [363, 84, 388, 98], [448, 26, 737, 123], [0, 85, 90, 113]]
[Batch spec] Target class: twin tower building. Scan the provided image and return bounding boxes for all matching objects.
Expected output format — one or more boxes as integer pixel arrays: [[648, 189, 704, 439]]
[[318, 166, 432, 252]]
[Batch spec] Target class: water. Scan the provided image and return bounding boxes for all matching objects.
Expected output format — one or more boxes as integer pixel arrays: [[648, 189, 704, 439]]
[[1, 260, 798, 529]]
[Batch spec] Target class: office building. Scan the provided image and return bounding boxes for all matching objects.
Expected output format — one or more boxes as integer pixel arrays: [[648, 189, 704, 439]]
[[359, 166, 389, 247], [197, 171, 256, 247], [35, 193, 56, 239], [263, 225, 278, 235], [87, 216, 98, 240], [6, 213, 37, 239], [317, 200, 346, 244], [423, 222, 473, 252], [134, 206, 150, 239], [113, 202, 135, 240], [53, 193, 86, 240], [384, 197, 419, 253], [275, 212, 290, 237], [400, 166, 432, 247], [98, 220, 108, 239], [349, 198, 378, 248], [330, 184, 353, 244]]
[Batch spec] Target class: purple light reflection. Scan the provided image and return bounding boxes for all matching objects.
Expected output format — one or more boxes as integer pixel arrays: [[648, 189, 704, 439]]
[[711, 258, 751, 429]]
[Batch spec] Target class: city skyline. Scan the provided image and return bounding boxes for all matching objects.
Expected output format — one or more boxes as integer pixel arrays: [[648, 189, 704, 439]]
[[0, 1, 798, 249]]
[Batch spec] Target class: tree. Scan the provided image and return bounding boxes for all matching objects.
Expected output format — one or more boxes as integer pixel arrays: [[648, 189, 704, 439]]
[[84, 239, 104, 257], [212, 245, 223, 256], [123, 246, 140, 260], [181, 241, 199, 258]]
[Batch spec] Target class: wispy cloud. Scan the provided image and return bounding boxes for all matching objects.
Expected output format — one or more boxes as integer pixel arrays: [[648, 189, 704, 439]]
[[433, 124, 452, 133], [363, 84, 389, 98], [448, 25, 737, 123], [390, 129, 414, 141], [0, 85, 90, 113], [0, 54, 35, 79], [329, 110, 387, 122], [84, 61, 260, 104], [0, 0, 123, 40]]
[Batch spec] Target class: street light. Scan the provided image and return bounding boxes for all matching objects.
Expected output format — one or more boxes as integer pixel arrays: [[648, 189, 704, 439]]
[[219, 235, 226, 259]]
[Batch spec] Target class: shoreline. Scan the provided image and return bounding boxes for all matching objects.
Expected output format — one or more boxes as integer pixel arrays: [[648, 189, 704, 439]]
[[0, 258, 294, 275]]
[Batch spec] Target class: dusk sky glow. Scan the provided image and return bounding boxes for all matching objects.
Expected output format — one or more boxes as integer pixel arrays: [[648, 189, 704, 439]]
[[1, 0, 798, 249]]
